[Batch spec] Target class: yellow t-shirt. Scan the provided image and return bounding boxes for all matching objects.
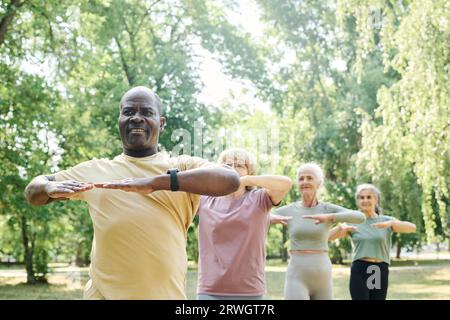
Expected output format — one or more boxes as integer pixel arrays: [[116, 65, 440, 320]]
[[54, 152, 211, 299]]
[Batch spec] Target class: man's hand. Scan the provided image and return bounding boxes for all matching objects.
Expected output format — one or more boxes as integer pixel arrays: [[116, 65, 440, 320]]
[[371, 221, 394, 229], [45, 180, 93, 199], [303, 214, 334, 225], [94, 178, 155, 193], [270, 214, 293, 226]]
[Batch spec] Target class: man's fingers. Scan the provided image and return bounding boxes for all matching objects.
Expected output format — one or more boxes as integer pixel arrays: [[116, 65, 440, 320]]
[[64, 181, 91, 187], [72, 184, 93, 189], [59, 189, 75, 194], [70, 185, 92, 191], [94, 181, 151, 194], [95, 183, 123, 189], [94, 183, 117, 188], [49, 190, 75, 198], [60, 182, 93, 192], [94, 183, 137, 192]]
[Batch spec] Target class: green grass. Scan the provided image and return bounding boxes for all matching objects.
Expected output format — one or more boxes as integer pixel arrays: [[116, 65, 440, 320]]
[[0, 281, 84, 300], [2, 259, 450, 300]]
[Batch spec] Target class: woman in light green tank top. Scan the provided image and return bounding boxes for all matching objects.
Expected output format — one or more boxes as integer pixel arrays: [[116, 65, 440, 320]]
[[272, 163, 365, 300], [329, 184, 416, 300]]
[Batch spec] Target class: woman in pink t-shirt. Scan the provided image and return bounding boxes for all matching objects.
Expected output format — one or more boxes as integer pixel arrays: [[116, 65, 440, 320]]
[[196, 148, 293, 300]]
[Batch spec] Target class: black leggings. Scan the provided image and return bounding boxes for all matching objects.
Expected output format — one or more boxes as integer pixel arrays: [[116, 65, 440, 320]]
[[349, 260, 389, 300]]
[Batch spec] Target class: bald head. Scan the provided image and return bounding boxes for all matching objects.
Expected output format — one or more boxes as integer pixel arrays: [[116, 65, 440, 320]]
[[120, 86, 163, 115], [118, 86, 166, 157]]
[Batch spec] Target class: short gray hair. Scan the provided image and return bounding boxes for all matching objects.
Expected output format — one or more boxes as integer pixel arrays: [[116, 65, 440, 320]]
[[355, 183, 382, 215], [296, 163, 325, 187]]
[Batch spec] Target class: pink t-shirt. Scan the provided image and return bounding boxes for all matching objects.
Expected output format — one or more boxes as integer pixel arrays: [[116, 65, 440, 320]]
[[197, 188, 273, 296]]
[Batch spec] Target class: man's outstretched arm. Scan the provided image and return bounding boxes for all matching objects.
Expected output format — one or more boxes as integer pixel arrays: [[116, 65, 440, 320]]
[[25, 175, 93, 206], [95, 164, 240, 196]]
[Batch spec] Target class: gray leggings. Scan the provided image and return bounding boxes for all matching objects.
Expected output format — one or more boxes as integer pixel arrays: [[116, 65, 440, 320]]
[[284, 252, 333, 300]]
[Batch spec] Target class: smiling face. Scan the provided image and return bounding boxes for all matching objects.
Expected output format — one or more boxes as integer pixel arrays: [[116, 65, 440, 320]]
[[118, 87, 166, 154], [223, 160, 249, 177], [218, 148, 256, 191], [297, 169, 320, 197], [356, 189, 378, 214]]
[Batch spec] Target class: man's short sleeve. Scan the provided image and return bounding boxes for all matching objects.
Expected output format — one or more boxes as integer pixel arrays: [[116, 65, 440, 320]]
[[171, 155, 215, 171], [53, 160, 98, 201], [170, 155, 216, 206]]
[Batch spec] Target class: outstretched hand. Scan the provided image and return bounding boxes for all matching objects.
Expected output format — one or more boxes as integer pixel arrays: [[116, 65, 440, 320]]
[[94, 178, 155, 194], [45, 180, 93, 199], [303, 214, 334, 225], [341, 225, 358, 233], [339, 225, 358, 235], [270, 214, 293, 226]]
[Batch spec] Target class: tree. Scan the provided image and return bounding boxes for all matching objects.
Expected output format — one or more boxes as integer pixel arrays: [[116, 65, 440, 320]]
[[1, 0, 270, 279], [255, 0, 403, 260], [338, 0, 450, 242], [0, 64, 66, 283]]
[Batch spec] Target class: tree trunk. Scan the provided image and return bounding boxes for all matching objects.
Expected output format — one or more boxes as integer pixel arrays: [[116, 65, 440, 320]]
[[396, 243, 402, 259], [20, 214, 36, 284], [75, 242, 84, 267], [0, 0, 25, 47], [281, 225, 288, 263]]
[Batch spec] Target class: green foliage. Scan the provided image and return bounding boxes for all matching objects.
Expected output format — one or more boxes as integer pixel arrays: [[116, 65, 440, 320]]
[[1, 0, 270, 278], [338, 0, 450, 242], [1, 0, 448, 279], [0, 64, 65, 282]]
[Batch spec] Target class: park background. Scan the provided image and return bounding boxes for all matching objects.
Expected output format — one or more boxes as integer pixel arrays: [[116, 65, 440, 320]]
[[0, 0, 449, 299]]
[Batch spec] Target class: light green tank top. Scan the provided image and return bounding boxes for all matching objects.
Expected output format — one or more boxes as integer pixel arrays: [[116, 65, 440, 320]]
[[349, 215, 396, 264], [274, 201, 365, 251]]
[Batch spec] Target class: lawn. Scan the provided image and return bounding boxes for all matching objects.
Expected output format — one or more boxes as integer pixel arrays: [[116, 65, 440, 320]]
[[1, 259, 450, 300]]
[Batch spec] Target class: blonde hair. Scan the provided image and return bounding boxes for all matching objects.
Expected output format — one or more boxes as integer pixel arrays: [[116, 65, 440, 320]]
[[218, 148, 256, 191], [355, 183, 382, 215]]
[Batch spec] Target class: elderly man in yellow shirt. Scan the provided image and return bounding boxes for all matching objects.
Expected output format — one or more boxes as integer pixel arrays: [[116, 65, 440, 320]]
[[24, 86, 240, 300]]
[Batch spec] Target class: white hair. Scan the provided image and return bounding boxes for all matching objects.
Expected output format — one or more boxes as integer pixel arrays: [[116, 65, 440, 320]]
[[296, 163, 325, 187], [355, 183, 382, 215]]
